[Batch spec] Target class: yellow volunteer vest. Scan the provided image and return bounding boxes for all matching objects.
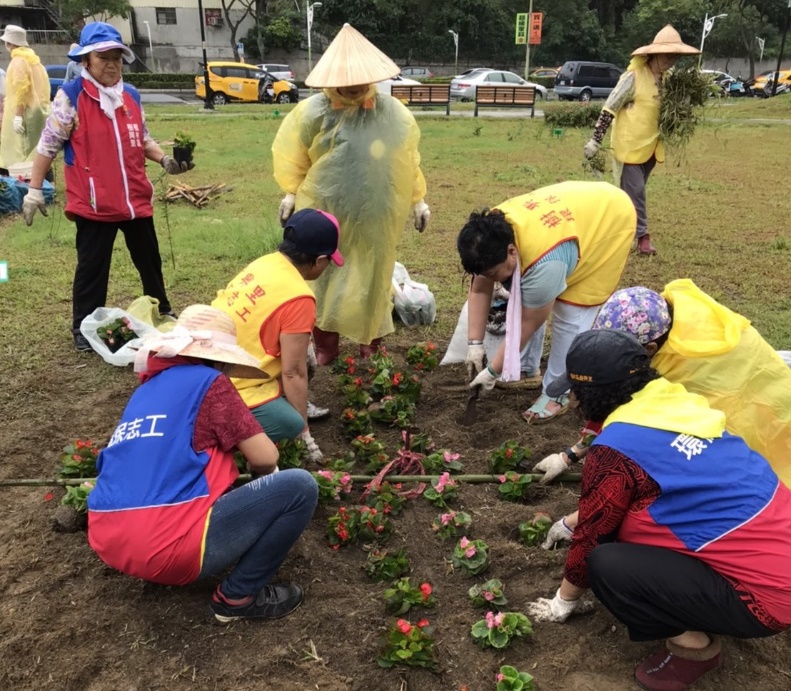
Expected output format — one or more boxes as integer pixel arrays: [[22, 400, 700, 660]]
[[611, 58, 665, 165], [212, 252, 315, 407], [653, 279, 791, 487], [494, 181, 636, 306]]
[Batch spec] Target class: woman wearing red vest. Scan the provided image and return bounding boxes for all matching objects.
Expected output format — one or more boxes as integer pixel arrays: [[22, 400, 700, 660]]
[[20, 22, 193, 352], [526, 330, 791, 691]]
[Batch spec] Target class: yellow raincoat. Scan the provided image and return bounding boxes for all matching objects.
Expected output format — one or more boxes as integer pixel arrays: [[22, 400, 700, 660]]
[[272, 86, 426, 344], [653, 279, 791, 486], [0, 47, 49, 169]]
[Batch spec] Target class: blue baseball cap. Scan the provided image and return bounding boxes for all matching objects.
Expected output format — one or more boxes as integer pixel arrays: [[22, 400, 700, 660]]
[[284, 209, 344, 266], [68, 22, 135, 63]]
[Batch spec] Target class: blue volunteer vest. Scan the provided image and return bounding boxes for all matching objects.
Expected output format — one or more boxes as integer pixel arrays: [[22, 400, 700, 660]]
[[594, 422, 779, 552], [88, 365, 221, 512]]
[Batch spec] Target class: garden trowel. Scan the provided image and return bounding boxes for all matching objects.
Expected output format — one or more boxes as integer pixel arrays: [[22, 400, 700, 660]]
[[463, 378, 480, 426]]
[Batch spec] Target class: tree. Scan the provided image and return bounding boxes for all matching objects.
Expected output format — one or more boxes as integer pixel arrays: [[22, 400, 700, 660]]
[[42, 0, 131, 36], [221, 0, 256, 62]]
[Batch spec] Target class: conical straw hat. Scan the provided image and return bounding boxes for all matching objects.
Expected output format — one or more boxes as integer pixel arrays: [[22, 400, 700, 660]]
[[306, 23, 400, 88], [632, 25, 700, 56]]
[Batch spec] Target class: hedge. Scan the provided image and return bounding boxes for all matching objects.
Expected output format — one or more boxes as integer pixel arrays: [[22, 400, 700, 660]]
[[543, 103, 602, 128], [124, 72, 195, 89]]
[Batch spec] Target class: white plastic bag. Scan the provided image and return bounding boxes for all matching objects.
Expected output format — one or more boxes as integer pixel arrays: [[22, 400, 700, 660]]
[[392, 262, 436, 326], [440, 301, 504, 365], [80, 307, 160, 367]]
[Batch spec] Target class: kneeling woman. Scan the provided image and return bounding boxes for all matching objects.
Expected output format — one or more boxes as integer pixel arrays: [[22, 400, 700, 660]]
[[87, 305, 318, 623], [527, 330, 791, 691]]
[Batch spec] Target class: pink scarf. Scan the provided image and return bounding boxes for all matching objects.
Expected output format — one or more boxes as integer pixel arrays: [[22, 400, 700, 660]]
[[501, 256, 522, 382]]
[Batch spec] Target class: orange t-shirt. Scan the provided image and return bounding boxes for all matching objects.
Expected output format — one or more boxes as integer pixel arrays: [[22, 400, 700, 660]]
[[259, 296, 316, 356]]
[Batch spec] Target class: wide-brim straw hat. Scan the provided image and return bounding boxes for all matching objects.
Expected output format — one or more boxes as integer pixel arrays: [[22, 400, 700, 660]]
[[632, 25, 700, 56], [1, 25, 29, 48], [306, 23, 399, 88], [134, 305, 269, 379]]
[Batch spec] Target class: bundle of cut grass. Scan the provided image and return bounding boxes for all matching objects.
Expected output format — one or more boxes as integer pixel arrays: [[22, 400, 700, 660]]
[[659, 67, 716, 162]]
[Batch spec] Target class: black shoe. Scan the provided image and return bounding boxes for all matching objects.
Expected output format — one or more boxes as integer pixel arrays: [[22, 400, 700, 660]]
[[74, 332, 93, 352], [209, 584, 304, 623]]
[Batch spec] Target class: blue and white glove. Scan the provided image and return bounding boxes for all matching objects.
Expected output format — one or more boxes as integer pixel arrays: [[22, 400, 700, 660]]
[[470, 365, 499, 392], [542, 517, 574, 550]]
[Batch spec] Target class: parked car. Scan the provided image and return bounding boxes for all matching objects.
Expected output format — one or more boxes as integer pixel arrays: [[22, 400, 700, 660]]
[[255, 63, 295, 81], [375, 74, 420, 95], [529, 67, 560, 90], [195, 62, 298, 105], [450, 69, 547, 101], [400, 66, 434, 79], [554, 61, 624, 101], [752, 69, 791, 92], [46, 64, 68, 100], [454, 67, 491, 79]]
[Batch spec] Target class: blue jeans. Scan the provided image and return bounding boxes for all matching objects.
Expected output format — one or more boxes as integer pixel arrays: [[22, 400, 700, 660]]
[[198, 469, 318, 598], [519, 321, 547, 375], [250, 396, 305, 442]]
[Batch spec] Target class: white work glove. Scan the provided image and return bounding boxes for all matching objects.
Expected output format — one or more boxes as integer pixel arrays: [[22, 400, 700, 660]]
[[279, 193, 296, 226], [412, 199, 430, 232], [583, 138, 601, 160], [542, 517, 574, 550], [22, 187, 47, 226], [526, 589, 586, 623], [532, 453, 570, 485], [160, 155, 194, 174], [465, 344, 487, 380], [306, 401, 330, 421], [306, 341, 318, 380], [493, 282, 510, 300], [299, 429, 324, 465], [13, 115, 25, 135], [470, 366, 499, 392]]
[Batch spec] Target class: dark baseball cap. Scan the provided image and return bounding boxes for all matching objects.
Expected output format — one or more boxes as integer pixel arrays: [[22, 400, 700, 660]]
[[284, 208, 344, 266], [546, 329, 651, 397]]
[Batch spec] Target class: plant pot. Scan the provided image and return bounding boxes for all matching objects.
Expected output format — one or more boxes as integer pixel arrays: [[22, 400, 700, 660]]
[[173, 146, 193, 165]]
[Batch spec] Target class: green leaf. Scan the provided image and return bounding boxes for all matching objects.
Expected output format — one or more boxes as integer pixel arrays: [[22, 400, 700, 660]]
[[395, 649, 412, 659], [490, 628, 510, 648], [500, 666, 520, 678]]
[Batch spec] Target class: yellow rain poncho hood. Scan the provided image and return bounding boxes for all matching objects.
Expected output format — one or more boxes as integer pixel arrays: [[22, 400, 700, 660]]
[[0, 46, 49, 168], [272, 88, 426, 344], [653, 279, 791, 486]]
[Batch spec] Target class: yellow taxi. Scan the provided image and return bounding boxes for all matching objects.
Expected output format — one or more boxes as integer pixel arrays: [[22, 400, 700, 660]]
[[752, 69, 791, 91], [195, 61, 299, 106]]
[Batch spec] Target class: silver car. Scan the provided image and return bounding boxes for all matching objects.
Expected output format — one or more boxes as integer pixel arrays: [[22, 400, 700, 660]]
[[256, 63, 295, 81], [450, 69, 547, 101]]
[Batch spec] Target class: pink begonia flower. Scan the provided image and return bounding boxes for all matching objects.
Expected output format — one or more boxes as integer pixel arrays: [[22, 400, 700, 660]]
[[340, 473, 351, 484], [483, 591, 494, 601], [440, 512, 455, 526], [494, 613, 504, 627], [435, 472, 451, 493], [459, 536, 470, 549], [443, 451, 460, 463], [497, 673, 505, 682], [317, 470, 334, 480], [486, 611, 496, 628], [465, 546, 477, 558], [499, 475, 507, 483]]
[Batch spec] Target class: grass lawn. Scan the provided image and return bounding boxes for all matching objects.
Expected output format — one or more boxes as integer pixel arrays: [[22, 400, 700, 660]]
[[5, 98, 790, 362]]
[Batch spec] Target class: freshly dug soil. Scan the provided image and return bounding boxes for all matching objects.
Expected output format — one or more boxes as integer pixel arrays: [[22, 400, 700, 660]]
[[0, 343, 789, 691]]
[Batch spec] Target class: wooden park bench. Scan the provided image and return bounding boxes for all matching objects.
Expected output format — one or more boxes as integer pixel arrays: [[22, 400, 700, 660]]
[[474, 85, 537, 118], [390, 83, 451, 116]]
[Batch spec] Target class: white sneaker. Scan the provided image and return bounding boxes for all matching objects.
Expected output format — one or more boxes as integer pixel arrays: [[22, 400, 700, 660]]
[[307, 401, 330, 421]]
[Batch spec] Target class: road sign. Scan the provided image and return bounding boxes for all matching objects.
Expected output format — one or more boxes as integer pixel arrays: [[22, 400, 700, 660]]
[[529, 12, 543, 46]]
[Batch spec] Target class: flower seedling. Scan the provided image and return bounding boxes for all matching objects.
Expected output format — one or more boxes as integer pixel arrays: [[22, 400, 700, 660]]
[[330, 355, 358, 376], [406, 341, 439, 372], [172, 130, 196, 164], [351, 433, 389, 472], [341, 407, 374, 438], [518, 512, 554, 546], [315, 470, 353, 503], [378, 618, 437, 671], [383, 578, 436, 615], [423, 449, 463, 474], [470, 611, 533, 649], [340, 378, 373, 410], [407, 430, 434, 454], [327, 506, 361, 550], [489, 440, 530, 474], [358, 506, 393, 542], [365, 480, 406, 516], [496, 665, 536, 691], [98, 317, 137, 353], [58, 439, 100, 478], [431, 510, 472, 539], [423, 472, 458, 509], [498, 472, 532, 502], [451, 536, 490, 576], [363, 547, 411, 582], [468, 579, 508, 609], [368, 395, 416, 428], [275, 437, 306, 469], [61, 480, 95, 514], [325, 454, 356, 472]]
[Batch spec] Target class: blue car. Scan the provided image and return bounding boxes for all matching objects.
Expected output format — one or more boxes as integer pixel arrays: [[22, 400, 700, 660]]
[[46, 64, 69, 100]]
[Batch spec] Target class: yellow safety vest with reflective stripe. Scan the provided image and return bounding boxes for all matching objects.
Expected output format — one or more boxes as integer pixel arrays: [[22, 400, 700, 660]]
[[494, 181, 636, 306], [611, 58, 665, 165], [212, 252, 315, 407]]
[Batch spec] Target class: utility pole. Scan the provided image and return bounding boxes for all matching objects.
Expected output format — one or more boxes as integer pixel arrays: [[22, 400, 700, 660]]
[[197, 0, 214, 110], [525, 0, 533, 79]]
